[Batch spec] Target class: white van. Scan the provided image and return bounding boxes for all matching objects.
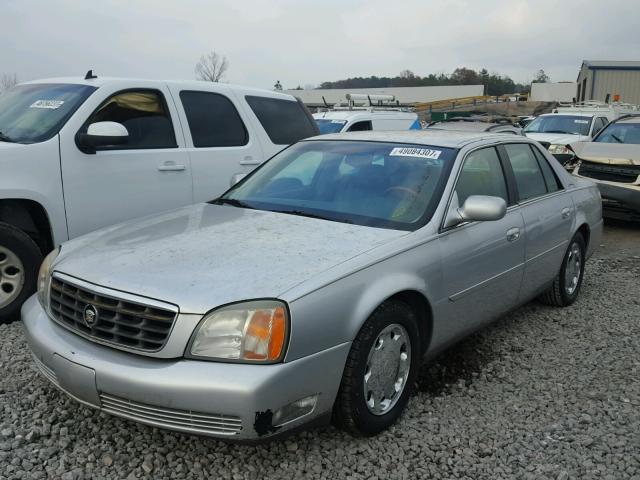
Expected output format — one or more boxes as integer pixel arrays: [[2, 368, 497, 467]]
[[0, 74, 318, 320], [524, 102, 639, 164], [313, 94, 420, 134]]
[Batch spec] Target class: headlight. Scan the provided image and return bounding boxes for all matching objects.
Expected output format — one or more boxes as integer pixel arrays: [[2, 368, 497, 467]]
[[548, 144, 572, 155], [188, 300, 288, 363], [37, 247, 59, 310]]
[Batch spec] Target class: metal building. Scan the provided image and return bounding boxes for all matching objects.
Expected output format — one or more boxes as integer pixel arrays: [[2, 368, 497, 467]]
[[576, 60, 640, 104]]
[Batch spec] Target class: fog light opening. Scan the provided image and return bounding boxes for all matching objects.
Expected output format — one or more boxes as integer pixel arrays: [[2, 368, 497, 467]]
[[272, 394, 318, 427]]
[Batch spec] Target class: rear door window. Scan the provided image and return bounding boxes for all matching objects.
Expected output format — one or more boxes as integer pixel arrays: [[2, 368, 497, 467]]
[[245, 96, 317, 145], [531, 146, 562, 193], [504, 143, 548, 201], [347, 121, 372, 132], [180, 91, 248, 147]]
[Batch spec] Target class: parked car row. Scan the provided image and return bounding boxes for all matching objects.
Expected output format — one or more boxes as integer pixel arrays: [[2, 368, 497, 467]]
[[1, 76, 604, 441]]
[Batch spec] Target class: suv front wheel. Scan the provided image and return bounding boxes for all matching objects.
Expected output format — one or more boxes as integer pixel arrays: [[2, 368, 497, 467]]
[[0, 223, 43, 323]]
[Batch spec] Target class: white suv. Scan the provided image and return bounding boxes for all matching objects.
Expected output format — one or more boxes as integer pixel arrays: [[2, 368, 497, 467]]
[[0, 75, 318, 321]]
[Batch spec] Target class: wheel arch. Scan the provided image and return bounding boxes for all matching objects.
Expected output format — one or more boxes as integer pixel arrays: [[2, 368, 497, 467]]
[[0, 199, 55, 255]]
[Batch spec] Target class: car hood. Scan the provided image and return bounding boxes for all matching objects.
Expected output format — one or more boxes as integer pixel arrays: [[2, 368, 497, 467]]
[[54, 204, 406, 313], [570, 141, 640, 165], [525, 132, 589, 145]]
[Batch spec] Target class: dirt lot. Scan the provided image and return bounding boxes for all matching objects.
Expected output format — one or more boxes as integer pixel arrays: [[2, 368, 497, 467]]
[[0, 220, 638, 480]]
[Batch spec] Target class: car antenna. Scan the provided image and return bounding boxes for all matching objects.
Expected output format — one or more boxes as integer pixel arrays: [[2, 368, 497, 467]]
[[84, 69, 97, 80]]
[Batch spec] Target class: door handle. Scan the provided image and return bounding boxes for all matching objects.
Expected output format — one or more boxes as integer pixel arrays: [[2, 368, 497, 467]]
[[506, 227, 520, 242], [157, 162, 186, 172], [239, 156, 260, 166], [561, 207, 572, 219]]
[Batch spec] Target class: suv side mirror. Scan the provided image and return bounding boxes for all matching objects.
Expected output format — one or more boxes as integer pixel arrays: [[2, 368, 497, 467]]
[[77, 121, 129, 154], [444, 194, 507, 228]]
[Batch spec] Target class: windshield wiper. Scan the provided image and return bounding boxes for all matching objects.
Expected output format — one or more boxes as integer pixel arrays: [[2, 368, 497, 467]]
[[0, 131, 15, 143], [269, 209, 352, 223], [211, 198, 254, 209], [610, 133, 624, 143], [544, 130, 575, 135]]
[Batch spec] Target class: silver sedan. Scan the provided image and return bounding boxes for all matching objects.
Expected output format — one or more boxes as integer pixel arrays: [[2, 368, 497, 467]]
[[23, 130, 603, 441]]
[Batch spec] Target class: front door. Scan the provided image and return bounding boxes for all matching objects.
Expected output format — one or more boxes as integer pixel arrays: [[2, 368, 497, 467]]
[[439, 146, 525, 334], [60, 86, 193, 238]]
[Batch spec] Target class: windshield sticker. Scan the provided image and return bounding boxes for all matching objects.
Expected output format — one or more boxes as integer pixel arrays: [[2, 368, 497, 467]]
[[30, 100, 65, 110], [331, 120, 346, 124], [389, 147, 442, 159], [574, 119, 589, 124]]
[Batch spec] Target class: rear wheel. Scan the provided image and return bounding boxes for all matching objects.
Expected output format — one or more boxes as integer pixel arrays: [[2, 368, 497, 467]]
[[0, 223, 43, 323], [334, 300, 420, 436], [540, 232, 586, 307]]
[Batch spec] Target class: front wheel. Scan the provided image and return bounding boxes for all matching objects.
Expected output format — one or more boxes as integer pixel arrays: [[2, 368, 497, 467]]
[[0, 223, 43, 323], [334, 300, 420, 436], [539, 232, 586, 307]]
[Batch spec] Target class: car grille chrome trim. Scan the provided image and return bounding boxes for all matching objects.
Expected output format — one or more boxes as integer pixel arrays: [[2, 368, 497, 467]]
[[49, 275, 177, 352], [32, 354, 59, 386], [99, 393, 243, 436], [578, 161, 640, 184]]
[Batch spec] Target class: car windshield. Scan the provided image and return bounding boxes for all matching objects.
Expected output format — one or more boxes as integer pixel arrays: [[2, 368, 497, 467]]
[[315, 119, 347, 134], [595, 121, 640, 144], [217, 140, 456, 230], [0, 83, 97, 144], [524, 115, 592, 136]]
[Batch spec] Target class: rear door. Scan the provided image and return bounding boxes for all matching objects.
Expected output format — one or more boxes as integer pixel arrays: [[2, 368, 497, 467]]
[[439, 146, 525, 332], [500, 143, 573, 300], [60, 84, 193, 238], [169, 86, 263, 203]]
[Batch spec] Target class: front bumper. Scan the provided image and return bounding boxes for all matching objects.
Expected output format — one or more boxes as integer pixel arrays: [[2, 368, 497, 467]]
[[22, 296, 350, 441]]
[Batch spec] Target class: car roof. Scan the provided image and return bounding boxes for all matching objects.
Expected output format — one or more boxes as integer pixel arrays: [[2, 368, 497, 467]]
[[614, 115, 640, 124], [539, 112, 595, 118], [306, 129, 524, 148], [313, 110, 417, 121], [20, 76, 297, 101]]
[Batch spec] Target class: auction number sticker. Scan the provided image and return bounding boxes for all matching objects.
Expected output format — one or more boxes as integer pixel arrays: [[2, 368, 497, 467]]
[[30, 100, 65, 110], [389, 147, 442, 159], [574, 119, 589, 124]]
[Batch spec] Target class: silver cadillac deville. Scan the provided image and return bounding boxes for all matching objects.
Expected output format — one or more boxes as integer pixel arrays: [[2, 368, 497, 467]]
[[23, 130, 603, 441]]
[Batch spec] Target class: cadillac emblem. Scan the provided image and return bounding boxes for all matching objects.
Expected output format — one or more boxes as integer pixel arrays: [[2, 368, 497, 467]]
[[83, 304, 98, 327]]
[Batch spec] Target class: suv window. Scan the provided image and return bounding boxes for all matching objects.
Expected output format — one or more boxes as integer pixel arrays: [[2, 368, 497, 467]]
[[455, 147, 508, 206], [593, 117, 607, 135], [180, 91, 248, 147], [531, 146, 562, 193], [86, 90, 176, 149], [347, 121, 372, 132], [245, 96, 317, 145], [504, 144, 548, 201]]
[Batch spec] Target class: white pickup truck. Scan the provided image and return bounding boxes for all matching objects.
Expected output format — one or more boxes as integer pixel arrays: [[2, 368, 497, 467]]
[[0, 75, 318, 321]]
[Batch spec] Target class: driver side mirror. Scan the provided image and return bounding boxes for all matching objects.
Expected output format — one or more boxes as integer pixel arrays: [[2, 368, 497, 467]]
[[444, 194, 507, 228], [76, 121, 129, 154]]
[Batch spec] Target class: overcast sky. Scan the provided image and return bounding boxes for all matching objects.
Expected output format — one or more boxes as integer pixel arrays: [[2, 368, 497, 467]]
[[1, 0, 639, 89]]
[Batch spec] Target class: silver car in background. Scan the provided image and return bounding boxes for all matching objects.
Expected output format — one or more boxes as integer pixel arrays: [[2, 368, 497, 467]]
[[23, 130, 603, 441]]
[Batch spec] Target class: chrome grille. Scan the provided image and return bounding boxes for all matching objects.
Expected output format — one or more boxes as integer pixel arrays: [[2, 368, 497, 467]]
[[99, 393, 243, 436], [49, 277, 177, 352], [578, 161, 640, 184]]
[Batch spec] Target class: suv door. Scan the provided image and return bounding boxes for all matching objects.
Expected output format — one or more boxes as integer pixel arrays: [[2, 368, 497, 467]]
[[438, 146, 525, 331], [500, 143, 572, 300], [60, 86, 193, 238], [172, 87, 263, 203]]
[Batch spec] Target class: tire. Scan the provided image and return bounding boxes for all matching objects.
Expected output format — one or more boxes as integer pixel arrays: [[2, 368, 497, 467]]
[[539, 232, 586, 307], [0, 223, 43, 324], [334, 300, 420, 436]]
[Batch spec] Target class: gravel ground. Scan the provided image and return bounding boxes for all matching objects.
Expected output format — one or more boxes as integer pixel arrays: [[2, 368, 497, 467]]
[[1, 221, 639, 480]]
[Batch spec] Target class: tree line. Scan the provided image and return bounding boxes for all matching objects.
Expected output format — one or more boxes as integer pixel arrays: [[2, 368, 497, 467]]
[[317, 68, 550, 96]]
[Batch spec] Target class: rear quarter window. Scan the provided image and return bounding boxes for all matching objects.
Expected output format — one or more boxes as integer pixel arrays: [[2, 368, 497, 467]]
[[245, 95, 317, 145]]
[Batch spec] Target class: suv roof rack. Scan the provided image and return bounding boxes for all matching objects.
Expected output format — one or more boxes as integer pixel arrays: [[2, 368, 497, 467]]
[[320, 93, 415, 112]]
